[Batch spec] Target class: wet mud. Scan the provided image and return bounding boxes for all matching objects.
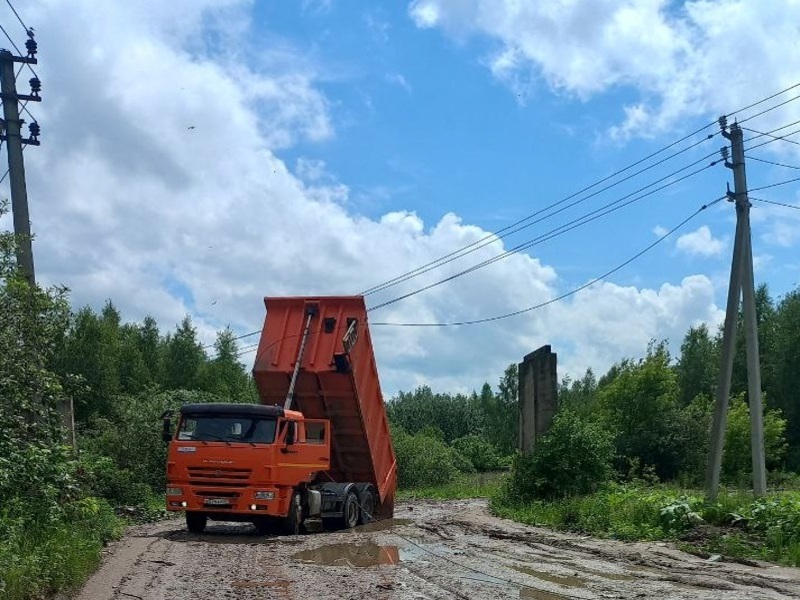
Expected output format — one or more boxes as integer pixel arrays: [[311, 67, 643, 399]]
[[75, 499, 800, 600]]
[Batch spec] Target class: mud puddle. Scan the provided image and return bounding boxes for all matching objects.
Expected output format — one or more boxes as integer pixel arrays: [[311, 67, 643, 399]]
[[293, 540, 454, 568], [511, 565, 587, 588], [347, 518, 413, 533]]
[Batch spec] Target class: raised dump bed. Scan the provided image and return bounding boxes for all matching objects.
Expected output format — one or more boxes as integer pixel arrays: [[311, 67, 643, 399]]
[[252, 296, 396, 515]]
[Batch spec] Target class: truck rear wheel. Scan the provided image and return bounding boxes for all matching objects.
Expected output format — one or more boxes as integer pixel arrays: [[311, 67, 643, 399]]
[[340, 490, 360, 529], [358, 486, 376, 525], [279, 492, 302, 536], [185, 512, 207, 533]]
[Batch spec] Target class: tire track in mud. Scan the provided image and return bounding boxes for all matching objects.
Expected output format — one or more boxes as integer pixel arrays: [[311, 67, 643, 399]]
[[74, 500, 800, 600]]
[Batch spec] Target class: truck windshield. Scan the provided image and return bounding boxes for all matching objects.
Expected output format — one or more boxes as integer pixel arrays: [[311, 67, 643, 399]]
[[178, 415, 277, 444]]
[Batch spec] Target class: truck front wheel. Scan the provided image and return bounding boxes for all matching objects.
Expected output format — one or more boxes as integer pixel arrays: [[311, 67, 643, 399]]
[[185, 512, 207, 533], [279, 492, 302, 536]]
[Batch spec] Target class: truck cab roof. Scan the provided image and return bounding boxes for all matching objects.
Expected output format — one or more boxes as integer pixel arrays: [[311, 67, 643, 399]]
[[179, 403, 285, 418]]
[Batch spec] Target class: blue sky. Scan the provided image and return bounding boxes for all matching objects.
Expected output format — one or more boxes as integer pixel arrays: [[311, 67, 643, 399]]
[[4, 0, 800, 394], [257, 0, 798, 298]]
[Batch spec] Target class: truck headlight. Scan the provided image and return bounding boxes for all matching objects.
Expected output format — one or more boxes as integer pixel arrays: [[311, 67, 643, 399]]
[[166, 487, 183, 496], [254, 491, 274, 500]]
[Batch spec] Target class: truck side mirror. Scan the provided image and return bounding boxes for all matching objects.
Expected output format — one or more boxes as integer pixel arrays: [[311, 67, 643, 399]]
[[162, 417, 172, 444]]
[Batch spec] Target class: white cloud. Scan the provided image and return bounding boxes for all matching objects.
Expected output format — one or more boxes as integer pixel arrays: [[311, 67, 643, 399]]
[[751, 197, 800, 248], [409, 1, 441, 28], [385, 72, 412, 94], [301, 0, 332, 16], [407, 1, 800, 140], [653, 225, 668, 237], [1, 0, 728, 396], [676, 225, 725, 257]]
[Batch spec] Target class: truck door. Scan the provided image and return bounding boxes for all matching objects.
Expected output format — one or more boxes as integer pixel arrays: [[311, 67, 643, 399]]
[[277, 419, 330, 485]]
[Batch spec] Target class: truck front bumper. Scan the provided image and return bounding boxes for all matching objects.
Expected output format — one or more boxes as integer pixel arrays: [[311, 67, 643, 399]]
[[166, 486, 283, 517]]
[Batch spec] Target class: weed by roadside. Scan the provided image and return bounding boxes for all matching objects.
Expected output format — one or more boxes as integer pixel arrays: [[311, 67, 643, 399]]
[[397, 472, 507, 501], [491, 483, 800, 567]]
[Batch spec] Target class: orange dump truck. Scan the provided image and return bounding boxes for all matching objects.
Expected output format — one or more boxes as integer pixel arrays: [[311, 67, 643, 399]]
[[162, 296, 397, 534]]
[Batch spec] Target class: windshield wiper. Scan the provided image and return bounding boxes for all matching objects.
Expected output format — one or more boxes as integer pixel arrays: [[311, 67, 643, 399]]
[[196, 432, 233, 446]]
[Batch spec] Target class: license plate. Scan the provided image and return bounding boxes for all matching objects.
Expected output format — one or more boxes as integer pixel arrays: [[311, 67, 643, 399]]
[[204, 498, 229, 506]]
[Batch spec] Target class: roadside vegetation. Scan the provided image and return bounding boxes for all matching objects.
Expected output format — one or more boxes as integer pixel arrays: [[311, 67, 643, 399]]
[[3, 192, 800, 599]]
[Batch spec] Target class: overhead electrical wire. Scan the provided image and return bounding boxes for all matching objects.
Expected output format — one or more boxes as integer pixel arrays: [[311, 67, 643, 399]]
[[370, 197, 725, 327], [359, 82, 800, 298], [207, 85, 800, 350], [746, 155, 800, 171], [367, 159, 720, 312], [361, 130, 719, 297], [743, 124, 800, 149], [362, 139, 720, 297], [0, 21, 38, 81], [737, 93, 800, 125], [5, 0, 29, 32], [750, 196, 800, 211], [750, 176, 800, 193]]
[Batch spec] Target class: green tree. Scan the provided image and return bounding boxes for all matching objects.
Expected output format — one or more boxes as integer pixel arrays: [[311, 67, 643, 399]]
[[198, 328, 254, 401], [722, 393, 787, 482], [730, 284, 777, 402], [0, 202, 74, 509], [765, 289, 800, 469], [676, 324, 718, 406], [138, 315, 163, 385], [598, 342, 686, 479], [118, 323, 152, 394], [163, 316, 204, 390], [559, 368, 598, 417], [479, 364, 518, 455], [387, 386, 480, 443]]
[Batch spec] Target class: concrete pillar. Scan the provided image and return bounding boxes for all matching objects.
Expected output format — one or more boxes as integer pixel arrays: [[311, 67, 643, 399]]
[[518, 345, 558, 454]]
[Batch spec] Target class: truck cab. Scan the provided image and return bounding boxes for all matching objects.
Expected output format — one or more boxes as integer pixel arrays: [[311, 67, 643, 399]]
[[165, 402, 337, 533]]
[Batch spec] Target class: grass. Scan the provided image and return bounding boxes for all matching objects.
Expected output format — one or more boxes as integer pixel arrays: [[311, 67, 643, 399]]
[[0, 497, 125, 600], [491, 483, 800, 567], [398, 471, 507, 501]]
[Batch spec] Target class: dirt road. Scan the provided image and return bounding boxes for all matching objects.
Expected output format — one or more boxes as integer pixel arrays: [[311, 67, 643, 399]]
[[75, 499, 800, 600]]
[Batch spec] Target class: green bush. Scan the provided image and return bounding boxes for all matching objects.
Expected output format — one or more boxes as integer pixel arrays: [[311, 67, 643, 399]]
[[505, 410, 614, 500], [723, 393, 787, 483], [0, 496, 123, 600], [393, 428, 461, 488], [452, 435, 504, 472]]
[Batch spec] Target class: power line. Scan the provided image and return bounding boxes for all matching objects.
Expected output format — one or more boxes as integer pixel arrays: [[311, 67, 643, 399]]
[[746, 154, 800, 171], [742, 124, 800, 148], [738, 92, 800, 125], [729, 81, 800, 120], [750, 176, 800, 193], [0, 21, 22, 55], [5, 0, 30, 32], [0, 17, 39, 80], [750, 196, 800, 211], [363, 138, 719, 297], [201, 329, 261, 350], [370, 198, 724, 326], [360, 82, 800, 299], [361, 130, 719, 297], [368, 160, 719, 312]]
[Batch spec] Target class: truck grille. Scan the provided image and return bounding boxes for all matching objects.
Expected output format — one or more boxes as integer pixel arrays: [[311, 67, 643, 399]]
[[187, 466, 252, 487]]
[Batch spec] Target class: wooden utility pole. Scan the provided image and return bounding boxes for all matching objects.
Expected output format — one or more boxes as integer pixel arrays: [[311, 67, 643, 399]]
[[0, 32, 40, 286], [705, 119, 766, 500]]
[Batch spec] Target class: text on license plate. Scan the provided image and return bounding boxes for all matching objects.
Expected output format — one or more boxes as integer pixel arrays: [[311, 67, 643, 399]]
[[204, 498, 229, 506]]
